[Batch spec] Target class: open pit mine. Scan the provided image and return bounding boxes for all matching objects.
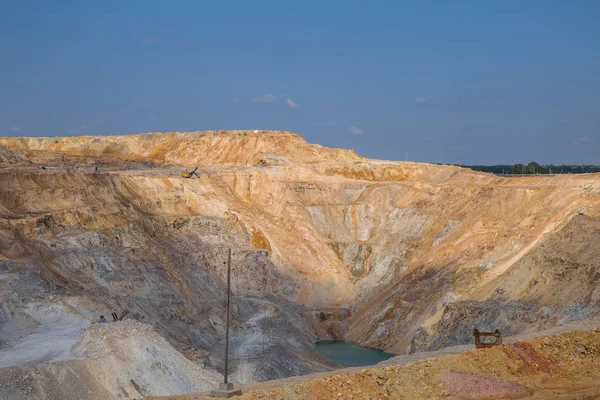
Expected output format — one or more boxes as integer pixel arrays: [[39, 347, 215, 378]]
[[1, 130, 599, 399]]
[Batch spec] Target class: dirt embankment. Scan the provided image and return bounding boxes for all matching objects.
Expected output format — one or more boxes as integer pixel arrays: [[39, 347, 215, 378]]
[[154, 330, 600, 400], [0, 130, 362, 168]]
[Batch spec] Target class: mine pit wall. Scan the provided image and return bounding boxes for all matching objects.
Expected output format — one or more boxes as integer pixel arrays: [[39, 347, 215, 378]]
[[337, 178, 600, 353], [3, 167, 600, 355], [0, 169, 354, 306], [423, 212, 600, 348], [0, 131, 363, 169], [3, 132, 600, 380], [0, 169, 336, 384], [302, 308, 352, 341], [348, 211, 600, 354]]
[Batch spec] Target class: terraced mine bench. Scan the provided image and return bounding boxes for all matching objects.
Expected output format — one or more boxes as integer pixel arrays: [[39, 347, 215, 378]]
[[473, 329, 502, 348]]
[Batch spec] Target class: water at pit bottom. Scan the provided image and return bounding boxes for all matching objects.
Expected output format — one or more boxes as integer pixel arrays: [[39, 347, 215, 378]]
[[315, 340, 396, 367]]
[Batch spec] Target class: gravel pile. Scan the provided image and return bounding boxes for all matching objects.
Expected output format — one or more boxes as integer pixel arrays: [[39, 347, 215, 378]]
[[73, 319, 160, 358], [73, 320, 222, 399]]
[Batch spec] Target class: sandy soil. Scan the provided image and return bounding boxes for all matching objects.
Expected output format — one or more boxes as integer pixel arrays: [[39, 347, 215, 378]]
[[155, 329, 600, 400], [150, 319, 600, 399]]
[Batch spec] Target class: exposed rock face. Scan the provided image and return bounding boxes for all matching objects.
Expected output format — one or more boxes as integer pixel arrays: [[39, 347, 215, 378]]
[[1, 130, 600, 395], [0, 145, 25, 164]]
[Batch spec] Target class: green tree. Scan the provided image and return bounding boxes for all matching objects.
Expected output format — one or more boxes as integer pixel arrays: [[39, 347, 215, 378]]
[[512, 163, 525, 174], [527, 161, 541, 174]]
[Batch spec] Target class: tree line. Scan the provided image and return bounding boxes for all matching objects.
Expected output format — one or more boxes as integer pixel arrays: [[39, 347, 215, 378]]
[[457, 162, 600, 175]]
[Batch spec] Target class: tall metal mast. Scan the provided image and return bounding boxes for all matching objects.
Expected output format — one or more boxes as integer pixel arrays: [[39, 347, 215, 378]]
[[224, 247, 232, 384]]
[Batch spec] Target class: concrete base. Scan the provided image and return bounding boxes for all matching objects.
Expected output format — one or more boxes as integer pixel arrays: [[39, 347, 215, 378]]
[[209, 382, 242, 398]]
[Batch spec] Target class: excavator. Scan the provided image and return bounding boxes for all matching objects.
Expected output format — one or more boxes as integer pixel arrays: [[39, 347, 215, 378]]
[[181, 167, 199, 178]]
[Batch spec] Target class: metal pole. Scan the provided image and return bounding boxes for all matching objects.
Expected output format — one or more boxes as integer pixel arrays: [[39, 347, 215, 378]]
[[224, 247, 232, 384]]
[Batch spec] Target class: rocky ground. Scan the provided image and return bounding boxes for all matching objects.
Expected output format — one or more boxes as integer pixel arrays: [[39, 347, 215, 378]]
[[153, 329, 600, 400], [0, 320, 222, 400], [1, 131, 600, 398]]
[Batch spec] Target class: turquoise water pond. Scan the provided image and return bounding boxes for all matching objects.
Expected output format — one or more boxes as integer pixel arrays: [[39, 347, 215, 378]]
[[315, 340, 396, 367]]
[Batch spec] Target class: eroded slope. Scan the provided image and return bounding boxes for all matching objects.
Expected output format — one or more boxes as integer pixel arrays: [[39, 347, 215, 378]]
[[1, 130, 600, 393]]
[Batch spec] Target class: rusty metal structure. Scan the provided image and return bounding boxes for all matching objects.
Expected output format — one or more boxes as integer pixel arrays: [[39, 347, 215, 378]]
[[473, 329, 502, 348]]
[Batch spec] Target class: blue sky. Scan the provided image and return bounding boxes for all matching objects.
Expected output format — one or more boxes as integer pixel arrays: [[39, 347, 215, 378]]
[[1, 1, 599, 164]]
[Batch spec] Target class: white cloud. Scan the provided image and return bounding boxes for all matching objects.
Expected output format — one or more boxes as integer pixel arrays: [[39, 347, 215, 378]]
[[9, 126, 22, 132], [415, 97, 429, 104], [232, 98, 240, 104], [452, 145, 464, 150], [252, 94, 276, 103], [67, 125, 89, 135], [285, 98, 298, 109], [569, 136, 591, 146], [349, 126, 365, 135]]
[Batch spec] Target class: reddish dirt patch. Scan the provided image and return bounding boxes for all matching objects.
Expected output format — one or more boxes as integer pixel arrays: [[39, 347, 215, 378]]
[[441, 370, 533, 399], [507, 342, 560, 374]]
